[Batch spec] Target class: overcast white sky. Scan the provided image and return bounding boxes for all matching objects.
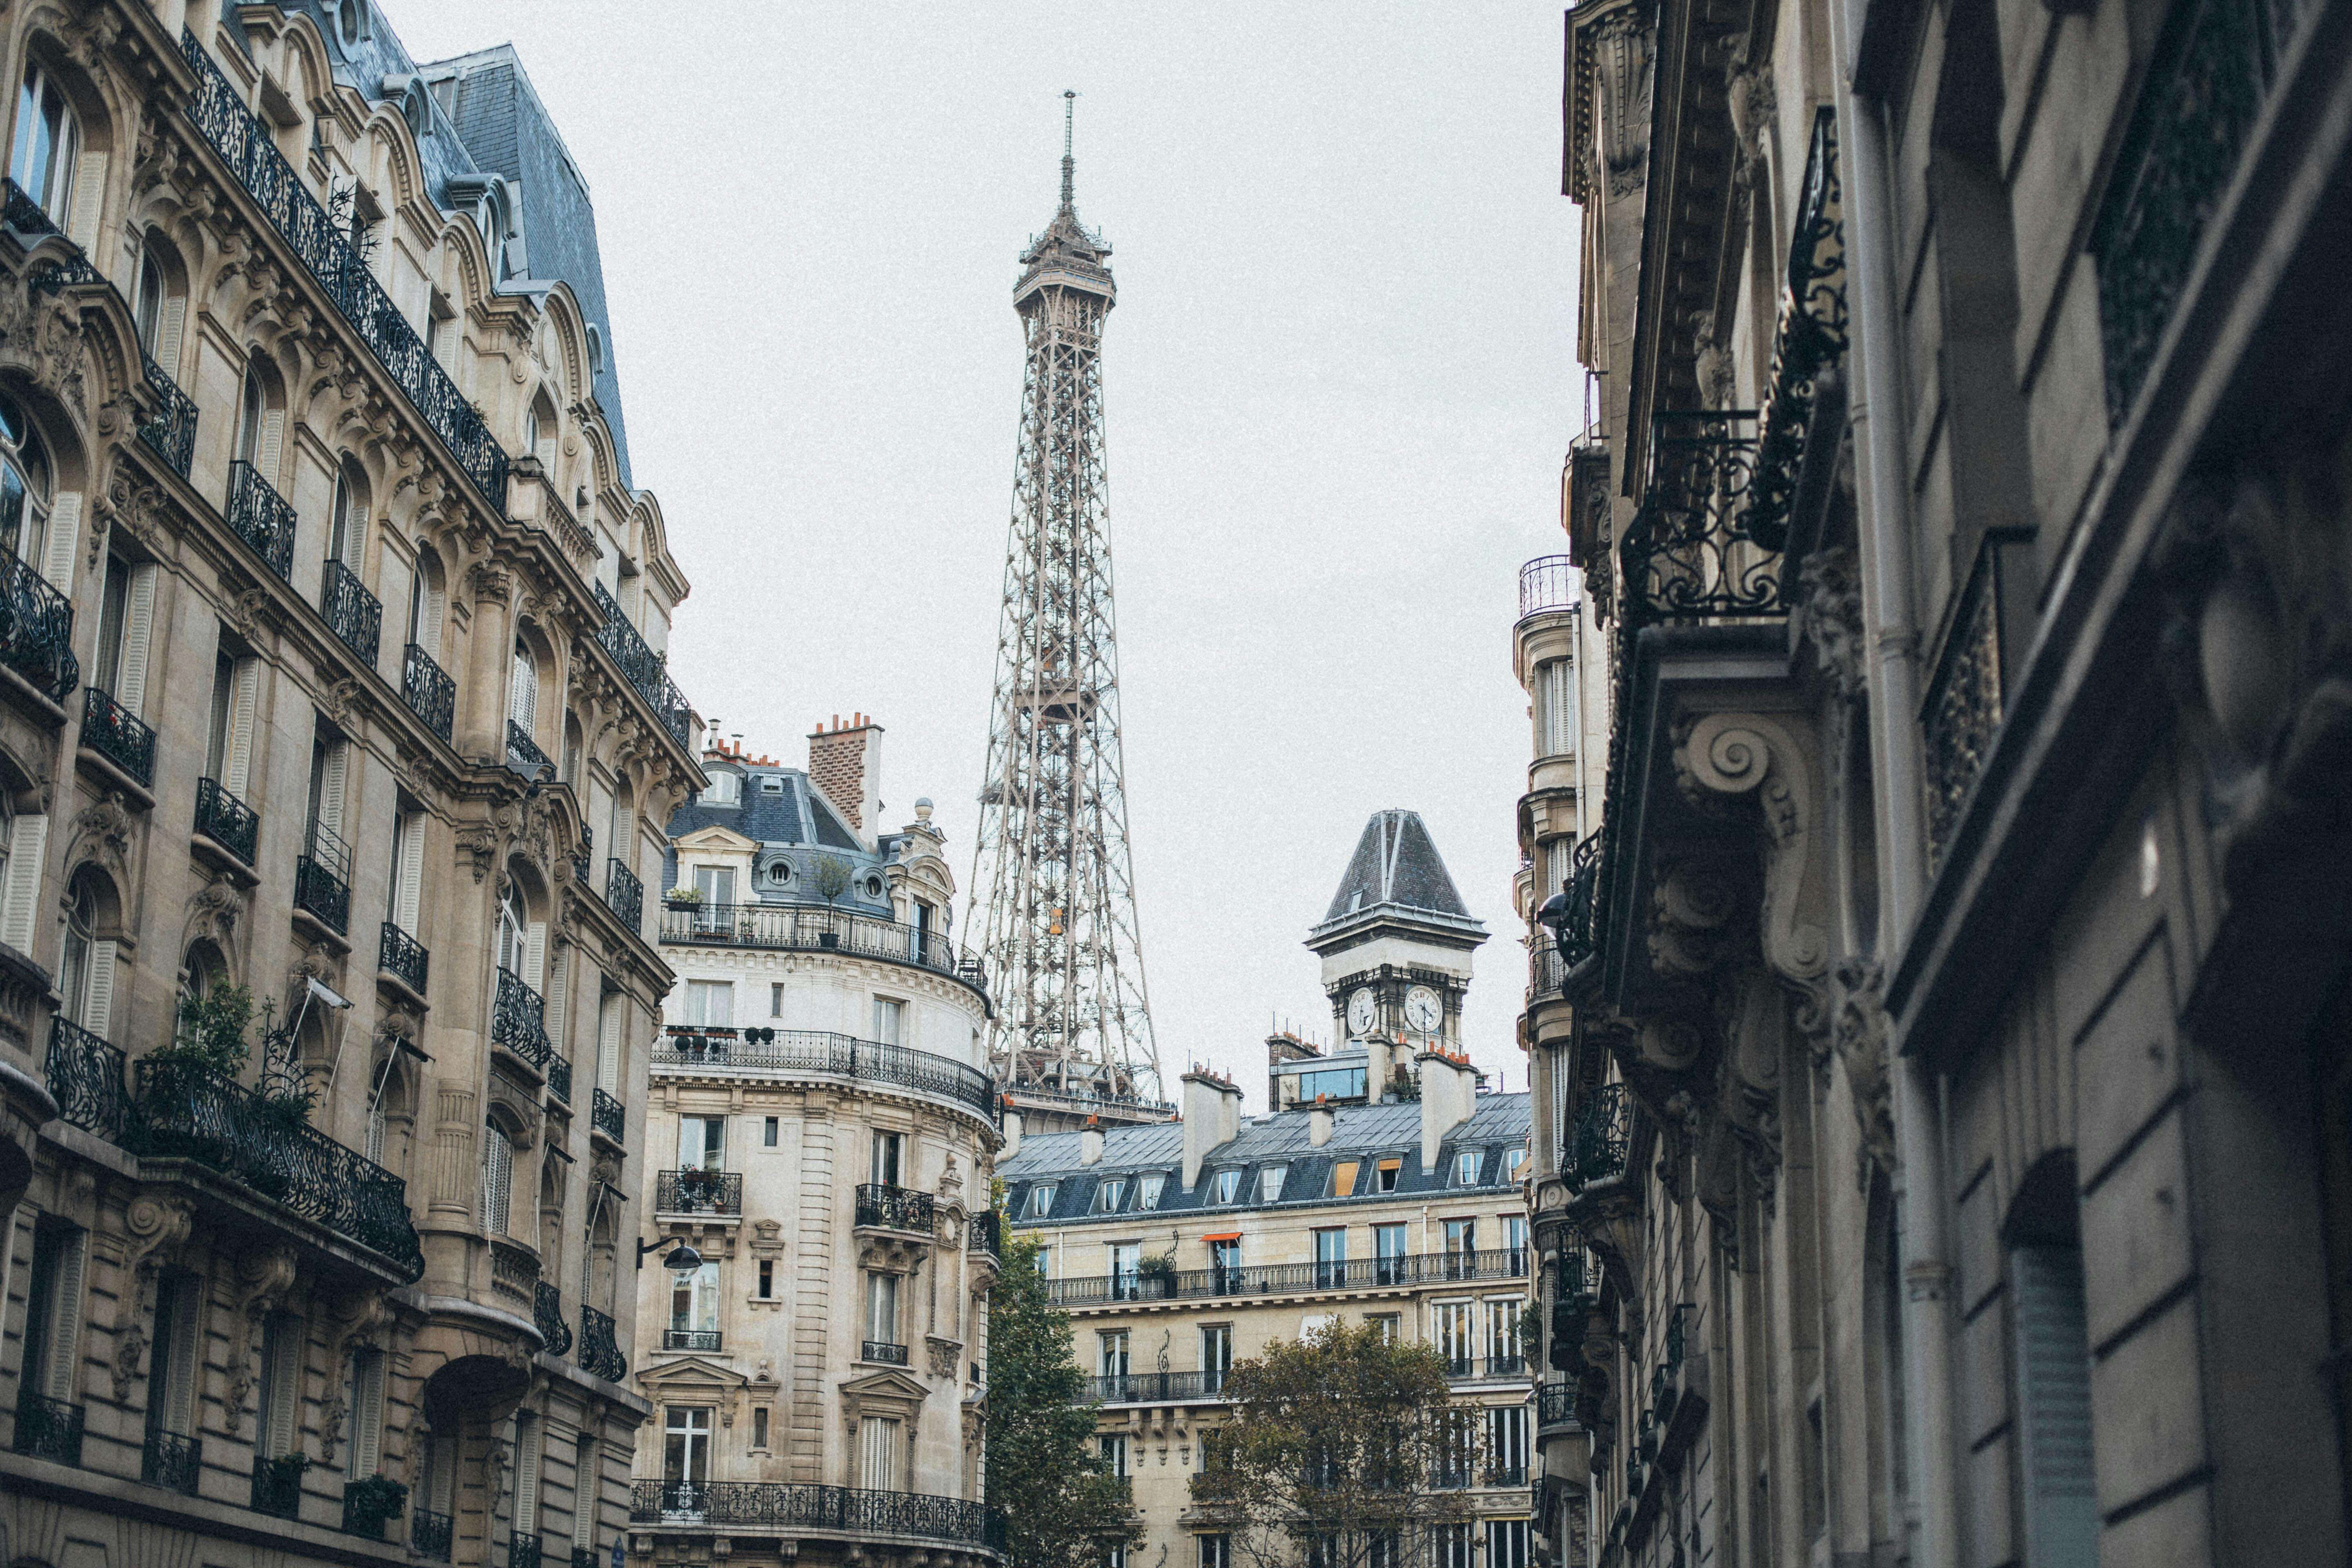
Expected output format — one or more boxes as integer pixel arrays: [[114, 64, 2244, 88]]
[[387, 2, 1581, 1110]]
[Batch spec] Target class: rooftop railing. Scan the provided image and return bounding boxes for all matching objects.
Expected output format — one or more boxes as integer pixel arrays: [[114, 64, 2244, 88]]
[[652, 1027, 994, 1120], [1043, 1247, 1526, 1307], [629, 1481, 1002, 1552], [1518, 555, 1580, 620], [659, 902, 982, 991]]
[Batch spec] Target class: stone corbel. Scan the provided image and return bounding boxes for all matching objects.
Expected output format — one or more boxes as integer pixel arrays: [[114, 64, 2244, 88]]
[[223, 1245, 299, 1434], [111, 1192, 194, 1402]]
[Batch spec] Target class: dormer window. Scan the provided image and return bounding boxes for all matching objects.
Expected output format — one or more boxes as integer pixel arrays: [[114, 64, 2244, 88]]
[[1026, 1183, 1056, 1218], [1093, 1178, 1126, 1214], [1137, 1173, 1164, 1211], [702, 772, 739, 806], [1257, 1165, 1287, 1203], [1454, 1150, 1482, 1186], [1212, 1170, 1240, 1205]]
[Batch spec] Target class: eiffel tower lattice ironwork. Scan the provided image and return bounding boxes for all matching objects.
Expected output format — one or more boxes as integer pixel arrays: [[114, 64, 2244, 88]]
[[969, 95, 1165, 1122]]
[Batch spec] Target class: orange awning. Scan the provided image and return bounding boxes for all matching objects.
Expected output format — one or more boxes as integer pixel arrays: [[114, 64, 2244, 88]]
[[1200, 1232, 1243, 1242]]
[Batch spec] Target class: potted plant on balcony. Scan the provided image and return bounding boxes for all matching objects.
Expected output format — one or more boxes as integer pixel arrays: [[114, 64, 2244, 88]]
[[664, 885, 703, 911], [342, 1472, 408, 1539], [808, 854, 853, 947], [1138, 1251, 1178, 1294]]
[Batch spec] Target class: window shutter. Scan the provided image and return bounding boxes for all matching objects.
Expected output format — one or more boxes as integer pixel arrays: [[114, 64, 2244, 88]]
[[573, 1433, 598, 1549], [2012, 1245, 2100, 1567], [396, 815, 424, 930], [316, 741, 349, 844], [43, 1230, 86, 1400], [155, 296, 187, 377], [163, 1276, 201, 1432], [116, 565, 158, 716], [348, 1350, 385, 1477], [483, 1126, 512, 1236], [64, 150, 105, 249], [514, 1415, 541, 1531], [525, 920, 546, 991], [0, 813, 48, 953], [610, 804, 633, 877], [597, 993, 621, 1093], [862, 1417, 898, 1491], [224, 660, 261, 795], [40, 492, 81, 591], [510, 651, 537, 732], [263, 1318, 302, 1458], [82, 939, 115, 1039], [421, 577, 445, 657], [256, 410, 285, 488]]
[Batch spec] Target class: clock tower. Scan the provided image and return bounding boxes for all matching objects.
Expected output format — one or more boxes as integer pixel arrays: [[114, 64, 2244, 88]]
[[1307, 810, 1487, 1087]]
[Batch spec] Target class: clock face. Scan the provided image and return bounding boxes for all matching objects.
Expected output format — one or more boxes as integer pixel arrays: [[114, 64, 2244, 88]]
[[1346, 988, 1378, 1034], [1404, 987, 1442, 1033]]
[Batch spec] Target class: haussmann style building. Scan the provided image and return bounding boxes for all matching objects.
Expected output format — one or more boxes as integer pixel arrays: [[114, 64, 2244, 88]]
[[0, 2, 708, 1567], [631, 720, 1004, 1566]]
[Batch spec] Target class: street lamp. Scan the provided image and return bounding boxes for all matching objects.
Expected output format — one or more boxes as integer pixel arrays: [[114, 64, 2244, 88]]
[[637, 1236, 703, 1273]]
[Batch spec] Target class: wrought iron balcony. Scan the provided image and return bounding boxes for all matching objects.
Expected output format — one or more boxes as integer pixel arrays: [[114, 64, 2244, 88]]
[[1519, 555, 1580, 620], [605, 859, 643, 929], [379, 921, 428, 995], [591, 582, 691, 746], [1444, 1352, 1530, 1382], [144, 1427, 201, 1492], [252, 1452, 305, 1518], [579, 1305, 626, 1381], [177, 31, 507, 507], [856, 1183, 935, 1234], [295, 832, 352, 936], [1537, 832, 1604, 979], [1564, 1084, 1633, 1195], [572, 1549, 598, 1568], [0, 549, 78, 704], [412, 1506, 454, 1563], [493, 967, 552, 1072], [654, 1027, 996, 1120], [535, 1281, 572, 1357], [137, 353, 197, 477], [660, 902, 983, 991], [1619, 413, 1776, 627], [1536, 1381, 1579, 1430], [195, 776, 259, 864], [1922, 537, 2011, 876], [402, 643, 455, 743], [45, 1016, 126, 1140], [592, 1087, 624, 1143], [508, 1534, 543, 1568], [655, 1168, 742, 1216], [1748, 106, 1848, 554], [226, 461, 297, 582], [973, 1209, 1002, 1259], [547, 1054, 572, 1103], [628, 1481, 1002, 1551], [508, 720, 551, 778], [13, 1391, 83, 1465], [1082, 1370, 1229, 1404], [1041, 1247, 1528, 1307], [861, 1339, 909, 1365], [664, 1328, 722, 1352], [81, 687, 155, 787], [320, 559, 382, 666], [126, 1057, 425, 1279]]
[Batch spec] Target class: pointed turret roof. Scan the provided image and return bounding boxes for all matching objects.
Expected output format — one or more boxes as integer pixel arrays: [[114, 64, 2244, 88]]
[[1016, 92, 1115, 306], [1320, 810, 1475, 925]]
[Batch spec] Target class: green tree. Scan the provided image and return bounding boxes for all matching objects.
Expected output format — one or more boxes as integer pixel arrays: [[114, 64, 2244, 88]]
[[1191, 1320, 1483, 1568], [986, 1230, 1142, 1568]]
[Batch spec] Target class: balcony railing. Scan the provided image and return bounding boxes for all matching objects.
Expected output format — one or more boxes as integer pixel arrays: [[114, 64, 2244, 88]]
[[195, 776, 259, 864], [1748, 107, 1848, 554], [532, 1279, 573, 1358], [508, 720, 551, 778], [862, 1339, 909, 1365], [1619, 412, 1776, 626], [178, 30, 508, 507], [144, 1427, 201, 1492], [592, 1087, 624, 1143], [592, 582, 691, 746], [1922, 536, 2012, 876], [138, 353, 197, 477], [1564, 1084, 1633, 1196], [489, 1236, 539, 1306], [226, 461, 297, 582], [508, 1534, 543, 1568], [605, 859, 643, 929], [379, 921, 428, 995], [295, 837, 352, 937], [659, 902, 981, 988], [1082, 1370, 1229, 1404], [664, 1329, 722, 1352], [856, 1183, 935, 1234], [1443, 1352, 1530, 1382], [126, 1057, 425, 1279], [629, 1481, 1002, 1552], [1538, 832, 1605, 979], [973, 1210, 1002, 1259], [402, 643, 455, 742], [655, 1168, 743, 1216], [252, 1452, 305, 1518], [654, 1027, 995, 1121], [1536, 1381, 1578, 1429], [1042, 1247, 1527, 1307], [412, 1506, 454, 1563], [547, 1054, 571, 1103], [579, 1305, 626, 1381], [493, 967, 551, 1072], [45, 1016, 127, 1140], [320, 559, 382, 666], [81, 687, 155, 787], [1519, 555, 1580, 620], [13, 1392, 83, 1465], [0, 548, 78, 704]]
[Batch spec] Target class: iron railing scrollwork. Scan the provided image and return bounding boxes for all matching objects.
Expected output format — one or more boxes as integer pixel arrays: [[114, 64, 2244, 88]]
[[591, 583, 692, 745], [972, 1210, 1002, 1259], [144, 1427, 201, 1492], [138, 353, 197, 477], [412, 1506, 454, 1562], [533, 1284, 572, 1360], [402, 643, 456, 742], [660, 902, 982, 990], [579, 1305, 626, 1381], [195, 776, 259, 864], [251, 1452, 306, 1518], [547, 1054, 572, 1103], [1748, 106, 1847, 554], [605, 859, 643, 929], [296, 823, 353, 936], [178, 31, 509, 507], [1564, 1084, 1633, 1195], [379, 921, 429, 994], [856, 1183, 936, 1233], [655, 1168, 743, 1216], [13, 1391, 83, 1465], [862, 1339, 909, 1365], [320, 559, 382, 666], [508, 1533, 543, 1568], [0, 550, 78, 703], [508, 720, 552, 777], [493, 967, 552, 1072], [226, 461, 298, 582], [81, 686, 155, 786], [45, 1016, 127, 1140], [592, 1087, 624, 1142], [1547, 832, 1606, 976], [1921, 539, 2008, 874], [630, 1480, 1002, 1550], [1536, 1381, 1578, 1428], [1618, 412, 1774, 625], [653, 1027, 996, 1120], [1082, 1370, 1228, 1403], [664, 1329, 723, 1352]]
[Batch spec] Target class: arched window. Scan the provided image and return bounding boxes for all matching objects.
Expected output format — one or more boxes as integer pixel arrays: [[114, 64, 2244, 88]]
[[58, 875, 94, 1027], [10, 60, 79, 225], [0, 394, 53, 570], [527, 392, 558, 471], [497, 882, 526, 976], [407, 546, 446, 658], [327, 461, 365, 570], [480, 1119, 514, 1236], [236, 363, 266, 468], [134, 242, 164, 354], [509, 638, 537, 737]]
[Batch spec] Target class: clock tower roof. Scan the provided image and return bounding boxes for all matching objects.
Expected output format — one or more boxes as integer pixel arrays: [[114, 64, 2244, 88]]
[[1307, 809, 1487, 956]]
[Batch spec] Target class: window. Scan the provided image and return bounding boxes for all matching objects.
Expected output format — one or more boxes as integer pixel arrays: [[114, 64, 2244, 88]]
[[762, 1116, 779, 1148], [1296, 1065, 1366, 1102], [751, 1405, 769, 1449], [871, 1130, 903, 1187], [1435, 1301, 1474, 1373], [1455, 1149, 1482, 1185], [1210, 1238, 1241, 1290], [1487, 1518, 1532, 1568], [327, 461, 364, 570], [694, 865, 735, 906], [572, 1433, 596, 1554], [512, 1412, 541, 1536], [1257, 1164, 1287, 1202], [1506, 1145, 1529, 1181], [481, 1122, 514, 1235], [1026, 1183, 1056, 1218], [0, 394, 53, 571], [1098, 1330, 1130, 1379], [865, 1272, 900, 1346], [679, 1116, 724, 1171], [1374, 1223, 1407, 1284], [257, 1312, 303, 1459], [1537, 655, 1578, 756], [387, 804, 425, 931], [662, 1407, 711, 1483], [1198, 1536, 1231, 1568], [670, 1261, 719, 1336], [1366, 1313, 1400, 1344], [757, 1259, 774, 1299], [509, 639, 539, 744], [11, 61, 80, 225], [2011, 1234, 2098, 1566], [147, 1270, 201, 1453], [1098, 1433, 1127, 1478], [860, 1414, 901, 1490], [701, 770, 738, 805], [1094, 1178, 1127, 1214], [1109, 1243, 1141, 1300], [1504, 1215, 1528, 1271], [871, 996, 905, 1046], [683, 980, 733, 1027], [1330, 1160, 1359, 1198], [496, 881, 527, 976], [57, 874, 101, 1033], [1201, 1325, 1232, 1392], [1212, 1169, 1241, 1204], [1375, 1157, 1402, 1193], [770, 982, 784, 1016], [1137, 1172, 1165, 1211], [1444, 1218, 1477, 1258], [1487, 1297, 1524, 1368], [1313, 1228, 1347, 1289], [21, 1224, 87, 1409]]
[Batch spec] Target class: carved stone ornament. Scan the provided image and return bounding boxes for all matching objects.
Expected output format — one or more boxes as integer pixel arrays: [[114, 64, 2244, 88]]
[[1792, 547, 1864, 701], [223, 1246, 299, 1435], [1595, 6, 1655, 198], [111, 1193, 195, 1402], [1830, 956, 1897, 1188], [456, 826, 498, 884], [0, 263, 92, 419], [65, 793, 136, 890], [1673, 713, 1830, 992], [926, 1336, 963, 1380], [185, 874, 247, 958], [223, 586, 270, 646]]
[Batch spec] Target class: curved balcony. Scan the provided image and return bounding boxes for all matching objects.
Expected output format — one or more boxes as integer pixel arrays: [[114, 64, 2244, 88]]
[[534, 1281, 572, 1358], [1564, 1084, 1633, 1196], [630, 1480, 1001, 1555], [657, 901, 985, 1000], [654, 1026, 995, 1121], [1519, 555, 1581, 621], [0, 549, 79, 705], [579, 1305, 626, 1382]]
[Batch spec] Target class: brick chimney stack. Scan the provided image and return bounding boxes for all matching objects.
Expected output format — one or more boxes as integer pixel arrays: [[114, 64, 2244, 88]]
[[807, 713, 883, 834]]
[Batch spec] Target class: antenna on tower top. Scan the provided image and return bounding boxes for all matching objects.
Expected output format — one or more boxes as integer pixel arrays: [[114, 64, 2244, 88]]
[[1060, 91, 1077, 209]]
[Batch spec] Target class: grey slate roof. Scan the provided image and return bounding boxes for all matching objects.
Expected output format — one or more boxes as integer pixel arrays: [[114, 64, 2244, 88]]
[[662, 764, 898, 915], [999, 1093, 1531, 1228], [1320, 810, 1474, 924]]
